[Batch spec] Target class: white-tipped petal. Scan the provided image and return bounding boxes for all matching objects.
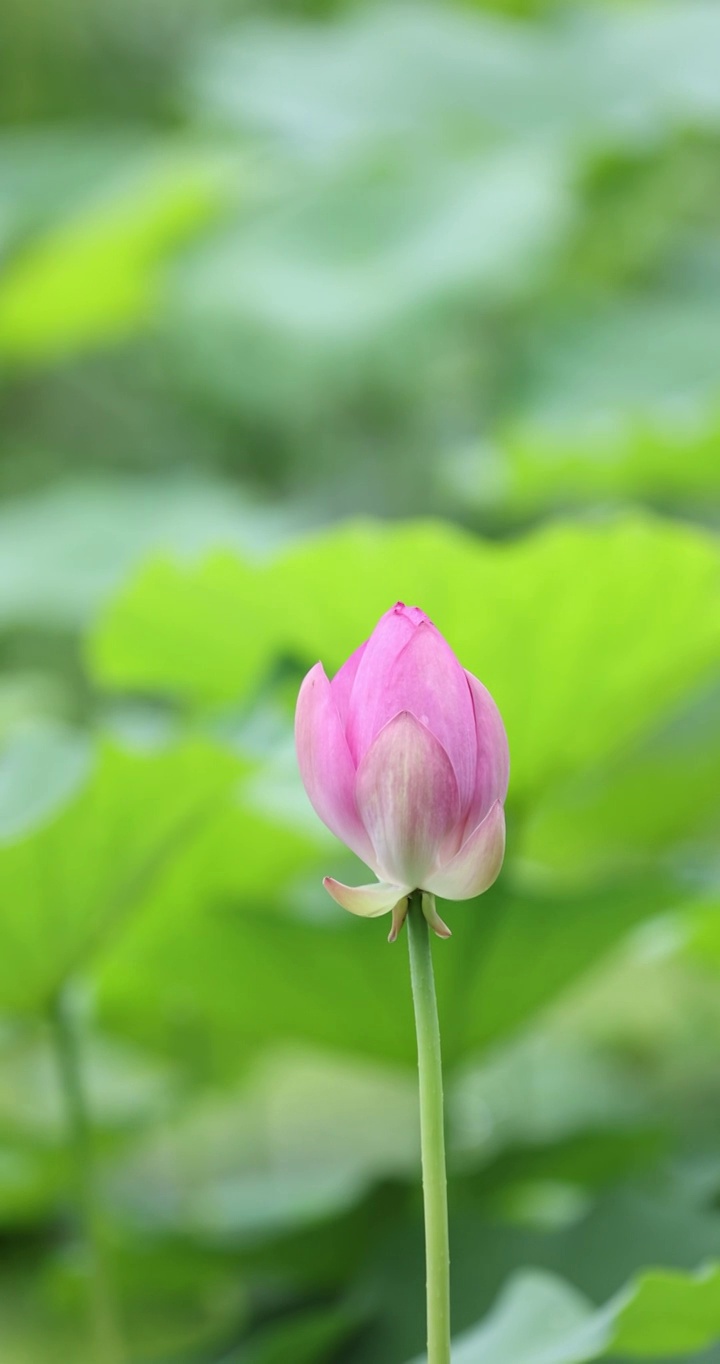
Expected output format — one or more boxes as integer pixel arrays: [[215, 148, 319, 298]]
[[323, 877, 410, 918], [355, 711, 460, 886], [421, 892, 452, 939], [424, 800, 506, 901], [388, 898, 410, 943]]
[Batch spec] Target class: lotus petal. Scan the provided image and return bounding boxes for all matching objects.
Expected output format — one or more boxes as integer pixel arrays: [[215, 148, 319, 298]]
[[424, 801, 505, 900]]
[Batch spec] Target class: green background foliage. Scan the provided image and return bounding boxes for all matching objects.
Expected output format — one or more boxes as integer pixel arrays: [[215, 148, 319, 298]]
[[2, 0, 720, 1359]]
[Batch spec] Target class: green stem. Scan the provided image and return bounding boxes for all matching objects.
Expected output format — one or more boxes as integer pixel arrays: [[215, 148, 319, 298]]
[[407, 892, 451, 1364], [49, 984, 124, 1364]]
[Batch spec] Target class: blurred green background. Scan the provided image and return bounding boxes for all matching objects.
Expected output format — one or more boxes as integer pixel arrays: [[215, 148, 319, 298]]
[[3, 0, 720, 1360]]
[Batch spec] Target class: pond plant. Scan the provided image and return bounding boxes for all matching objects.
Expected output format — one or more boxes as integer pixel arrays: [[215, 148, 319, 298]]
[[296, 602, 510, 1363]]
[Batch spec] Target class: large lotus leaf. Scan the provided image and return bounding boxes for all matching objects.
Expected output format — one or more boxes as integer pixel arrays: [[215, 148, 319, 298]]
[[519, 680, 720, 883], [681, 901, 720, 978], [148, 0, 720, 452], [96, 865, 684, 1077], [349, 1184, 720, 1364], [0, 730, 241, 1014], [90, 516, 720, 809], [0, 128, 173, 244], [90, 552, 274, 708], [407, 1264, 720, 1364], [97, 895, 411, 1076], [491, 413, 720, 520], [506, 264, 720, 457], [190, 6, 545, 155], [107, 1034, 657, 1245], [0, 477, 288, 630], [191, 3, 720, 158], [106, 1054, 418, 1251], [168, 145, 568, 350], [0, 152, 224, 362]]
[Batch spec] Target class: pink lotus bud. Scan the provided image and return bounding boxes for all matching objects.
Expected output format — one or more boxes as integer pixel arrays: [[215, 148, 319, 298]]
[[295, 603, 509, 939]]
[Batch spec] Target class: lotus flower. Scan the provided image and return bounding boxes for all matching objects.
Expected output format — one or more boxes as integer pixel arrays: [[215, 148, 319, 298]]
[[295, 603, 509, 939]]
